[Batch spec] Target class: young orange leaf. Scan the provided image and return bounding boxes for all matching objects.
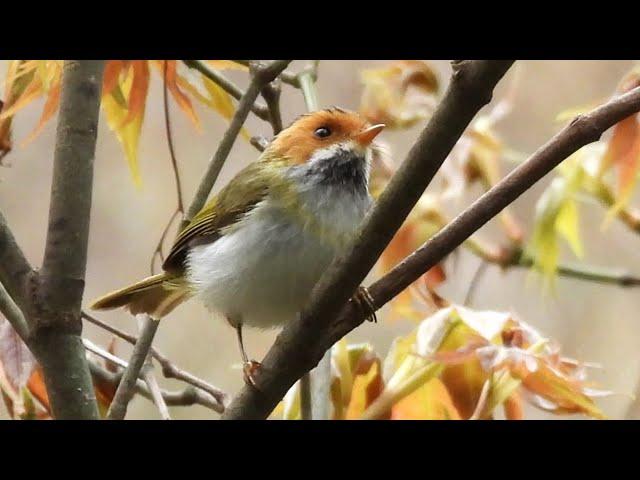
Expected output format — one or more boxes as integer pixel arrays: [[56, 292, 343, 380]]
[[390, 378, 461, 420], [345, 353, 386, 419], [102, 60, 127, 97], [21, 80, 61, 146], [160, 60, 201, 131], [120, 61, 150, 128], [503, 390, 524, 420], [102, 81, 144, 187]]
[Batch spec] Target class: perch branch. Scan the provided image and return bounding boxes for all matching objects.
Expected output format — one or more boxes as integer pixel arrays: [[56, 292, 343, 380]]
[[222, 60, 515, 420]]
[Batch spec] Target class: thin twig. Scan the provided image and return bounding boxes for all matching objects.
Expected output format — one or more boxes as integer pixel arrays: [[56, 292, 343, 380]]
[[250, 136, 269, 152], [136, 314, 171, 420], [0, 279, 29, 340], [260, 79, 283, 134], [150, 208, 181, 274], [140, 369, 171, 419], [463, 260, 489, 307], [163, 61, 185, 214], [89, 361, 224, 413], [182, 60, 271, 121], [81, 311, 228, 405], [465, 238, 640, 287], [150, 61, 187, 274], [106, 314, 160, 420], [83, 338, 128, 369], [229, 60, 316, 89]]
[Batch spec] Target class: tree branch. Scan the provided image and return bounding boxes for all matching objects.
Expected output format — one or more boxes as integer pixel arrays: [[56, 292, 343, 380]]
[[0, 210, 33, 312], [221, 60, 515, 420], [182, 60, 271, 121], [83, 310, 228, 406], [0, 279, 29, 340], [89, 361, 224, 413], [106, 314, 160, 420], [28, 60, 105, 420]]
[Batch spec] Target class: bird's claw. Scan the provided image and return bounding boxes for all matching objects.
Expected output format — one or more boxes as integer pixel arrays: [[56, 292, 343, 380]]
[[243, 360, 262, 388], [350, 286, 377, 323]]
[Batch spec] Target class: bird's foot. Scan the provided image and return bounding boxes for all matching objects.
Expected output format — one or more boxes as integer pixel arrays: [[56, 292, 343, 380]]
[[350, 286, 377, 323], [243, 360, 262, 388]]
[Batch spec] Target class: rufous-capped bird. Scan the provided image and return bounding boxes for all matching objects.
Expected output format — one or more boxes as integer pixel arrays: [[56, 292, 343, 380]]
[[91, 108, 385, 384]]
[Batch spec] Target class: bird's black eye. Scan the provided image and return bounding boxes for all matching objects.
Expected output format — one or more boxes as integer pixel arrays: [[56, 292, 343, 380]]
[[314, 126, 332, 138]]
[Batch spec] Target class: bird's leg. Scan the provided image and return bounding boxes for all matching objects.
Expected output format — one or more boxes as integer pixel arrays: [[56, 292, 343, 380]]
[[350, 286, 377, 323], [235, 323, 261, 388]]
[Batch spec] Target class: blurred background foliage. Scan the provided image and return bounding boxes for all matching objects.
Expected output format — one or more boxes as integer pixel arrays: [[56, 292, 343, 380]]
[[1, 60, 639, 419]]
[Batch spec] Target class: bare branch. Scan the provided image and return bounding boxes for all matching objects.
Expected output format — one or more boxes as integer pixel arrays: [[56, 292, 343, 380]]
[[81, 311, 228, 406], [260, 79, 283, 134], [106, 314, 160, 420], [163, 61, 185, 214], [221, 60, 515, 420], [0, 210, 33, 312], [89, 361, 224, 414], [135, 314, 171, 420], [0, 279, 29, 340], [140, 362, 171, 419], [250, 136, 269, 152]]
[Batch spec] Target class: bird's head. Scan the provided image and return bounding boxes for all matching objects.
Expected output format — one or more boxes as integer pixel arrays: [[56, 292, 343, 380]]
[[266, 107, 385, 168]]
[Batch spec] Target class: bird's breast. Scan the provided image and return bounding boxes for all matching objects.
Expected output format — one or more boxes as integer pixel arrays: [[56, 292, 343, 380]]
[[186, 179, 371, 329]]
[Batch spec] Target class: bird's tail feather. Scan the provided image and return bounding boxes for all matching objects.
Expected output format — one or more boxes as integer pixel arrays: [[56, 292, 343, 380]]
[[90, 273, 191, 319]]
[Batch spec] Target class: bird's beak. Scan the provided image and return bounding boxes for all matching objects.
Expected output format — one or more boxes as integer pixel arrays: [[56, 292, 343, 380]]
[[354, 124, 385, 146]]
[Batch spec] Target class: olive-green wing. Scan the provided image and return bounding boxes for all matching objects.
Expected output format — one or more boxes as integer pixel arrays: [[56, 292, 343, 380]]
[[162, 162, 273, 272]]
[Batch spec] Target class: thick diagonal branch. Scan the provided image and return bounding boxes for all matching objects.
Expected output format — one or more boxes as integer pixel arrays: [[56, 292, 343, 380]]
[[222, 60, 515, 420]]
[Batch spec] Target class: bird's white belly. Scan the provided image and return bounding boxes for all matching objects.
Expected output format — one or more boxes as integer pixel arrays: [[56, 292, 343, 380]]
[[186, 200, 359, 329]]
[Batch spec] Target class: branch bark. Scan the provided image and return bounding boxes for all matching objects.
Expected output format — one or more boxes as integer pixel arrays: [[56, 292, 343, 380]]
[[221, 60, 515, 420], [106, 314, 160, 419], [89, 361, 224, 413], [27, 60, 105, 420], [0, 210, 34, 312]]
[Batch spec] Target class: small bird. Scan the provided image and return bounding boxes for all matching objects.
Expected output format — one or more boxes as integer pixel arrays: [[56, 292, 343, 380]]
[[91, 108, 384, 384]]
